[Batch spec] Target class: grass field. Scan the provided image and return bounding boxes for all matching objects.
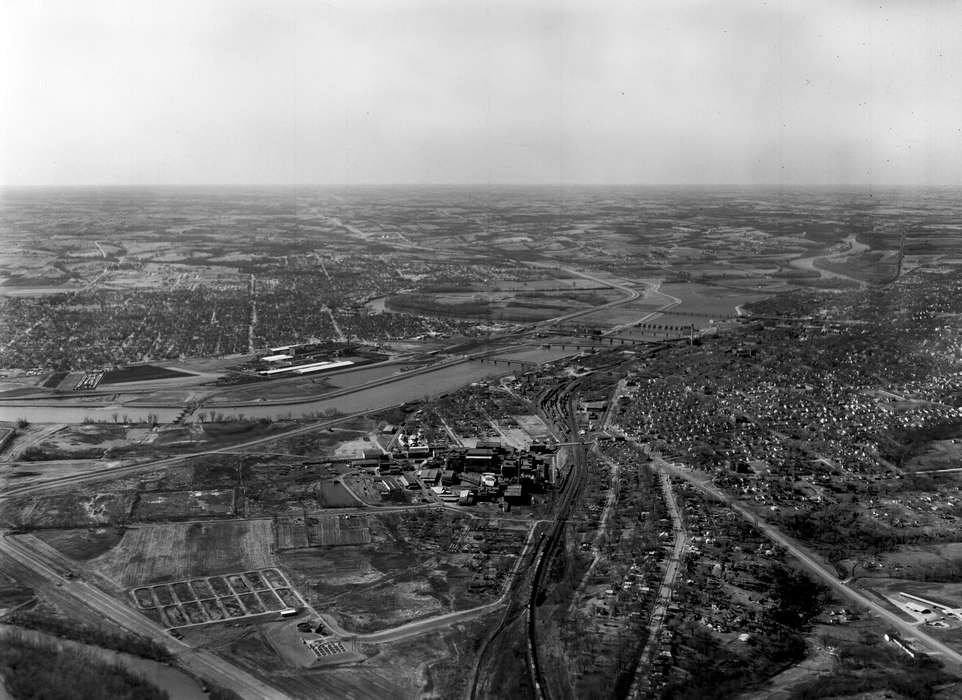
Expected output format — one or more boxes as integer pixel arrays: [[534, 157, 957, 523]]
[[2, 493, 137, 529], [659, 281, 767, 317], [0, 567, 34, 608], [278, 511, 521, 632], [315, 483, 360, 508], [90, 520, 275, 587], [35, 527, 126, 561], [101, 365, 194, 384], [133, 489, 235, 520]]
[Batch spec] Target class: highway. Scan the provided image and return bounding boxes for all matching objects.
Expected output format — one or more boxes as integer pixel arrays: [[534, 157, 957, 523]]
[[524, 265, 641, 333], [604, 279, 682, 337], [0, 407, 406, 499], [655, 458, 962, 675], [0, 533, 287, 700]]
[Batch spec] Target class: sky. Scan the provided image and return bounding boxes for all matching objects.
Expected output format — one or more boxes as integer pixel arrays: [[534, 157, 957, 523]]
[[2, 0, 961, 186]]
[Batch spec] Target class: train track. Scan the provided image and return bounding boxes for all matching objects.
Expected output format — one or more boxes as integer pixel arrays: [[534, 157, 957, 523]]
[[526, 381, 588, 700], [467, 378, 586, 700]]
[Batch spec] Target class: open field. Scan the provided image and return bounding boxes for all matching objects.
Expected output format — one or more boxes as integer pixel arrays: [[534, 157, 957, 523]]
[[88, 520, 275, 587], [133, 489, 235, 520], [906, 439, 962, 471], [566, 298, 671, 328], [513, 414, 553, 439], [1, 492, 137, 528], [323, 363, 429, 388], [658, 281, 767, 317], [34, 527, 126, 561], [275, 514, 372, 550], [102, 365, 195, 384], [278, 510, 531, 632], [385, 288, 622, 323], [208, 360, 513, 421], [843, 542, 962, 583], [489, 346, 577, 365], [194, 618, 475, 700], [0, 568, 34, 610]]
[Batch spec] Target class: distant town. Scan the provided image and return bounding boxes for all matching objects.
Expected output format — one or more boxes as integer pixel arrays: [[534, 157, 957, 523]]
[[1, 186, 962, 699]]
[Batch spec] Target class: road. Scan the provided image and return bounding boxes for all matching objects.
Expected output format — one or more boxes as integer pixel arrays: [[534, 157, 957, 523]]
[[0, 408, 402, 499], [573, 378, 627, 595], [0, 423, 66, 463], [626, 471, 688, 699], [573, 451, 620, 595], [605, 279, 682, 336], [526, 265, 641, 332], [0, 534, 287, 700], [655, 459, 962, 675]]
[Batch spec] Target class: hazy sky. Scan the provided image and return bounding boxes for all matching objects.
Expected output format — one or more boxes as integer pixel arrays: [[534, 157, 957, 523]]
[[2, 0, 961, 186]]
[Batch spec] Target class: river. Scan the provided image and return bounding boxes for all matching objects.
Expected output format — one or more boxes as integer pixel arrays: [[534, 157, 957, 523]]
[[0, 360, 513, 424], [207, 360, 512, 421], [0, 403, 184, 425]]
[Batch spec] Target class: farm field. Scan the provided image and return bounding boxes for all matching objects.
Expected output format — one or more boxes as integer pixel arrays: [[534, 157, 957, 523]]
[[566, 298, 673, 328], [88, 520, 275, 587], [275, 513, 373, 550], [659, 281, 768, 317], [385, 288, 623, 323]]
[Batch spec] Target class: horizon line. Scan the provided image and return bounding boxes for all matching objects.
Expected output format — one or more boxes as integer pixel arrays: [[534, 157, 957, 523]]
[[2, 182, 960, 189]]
